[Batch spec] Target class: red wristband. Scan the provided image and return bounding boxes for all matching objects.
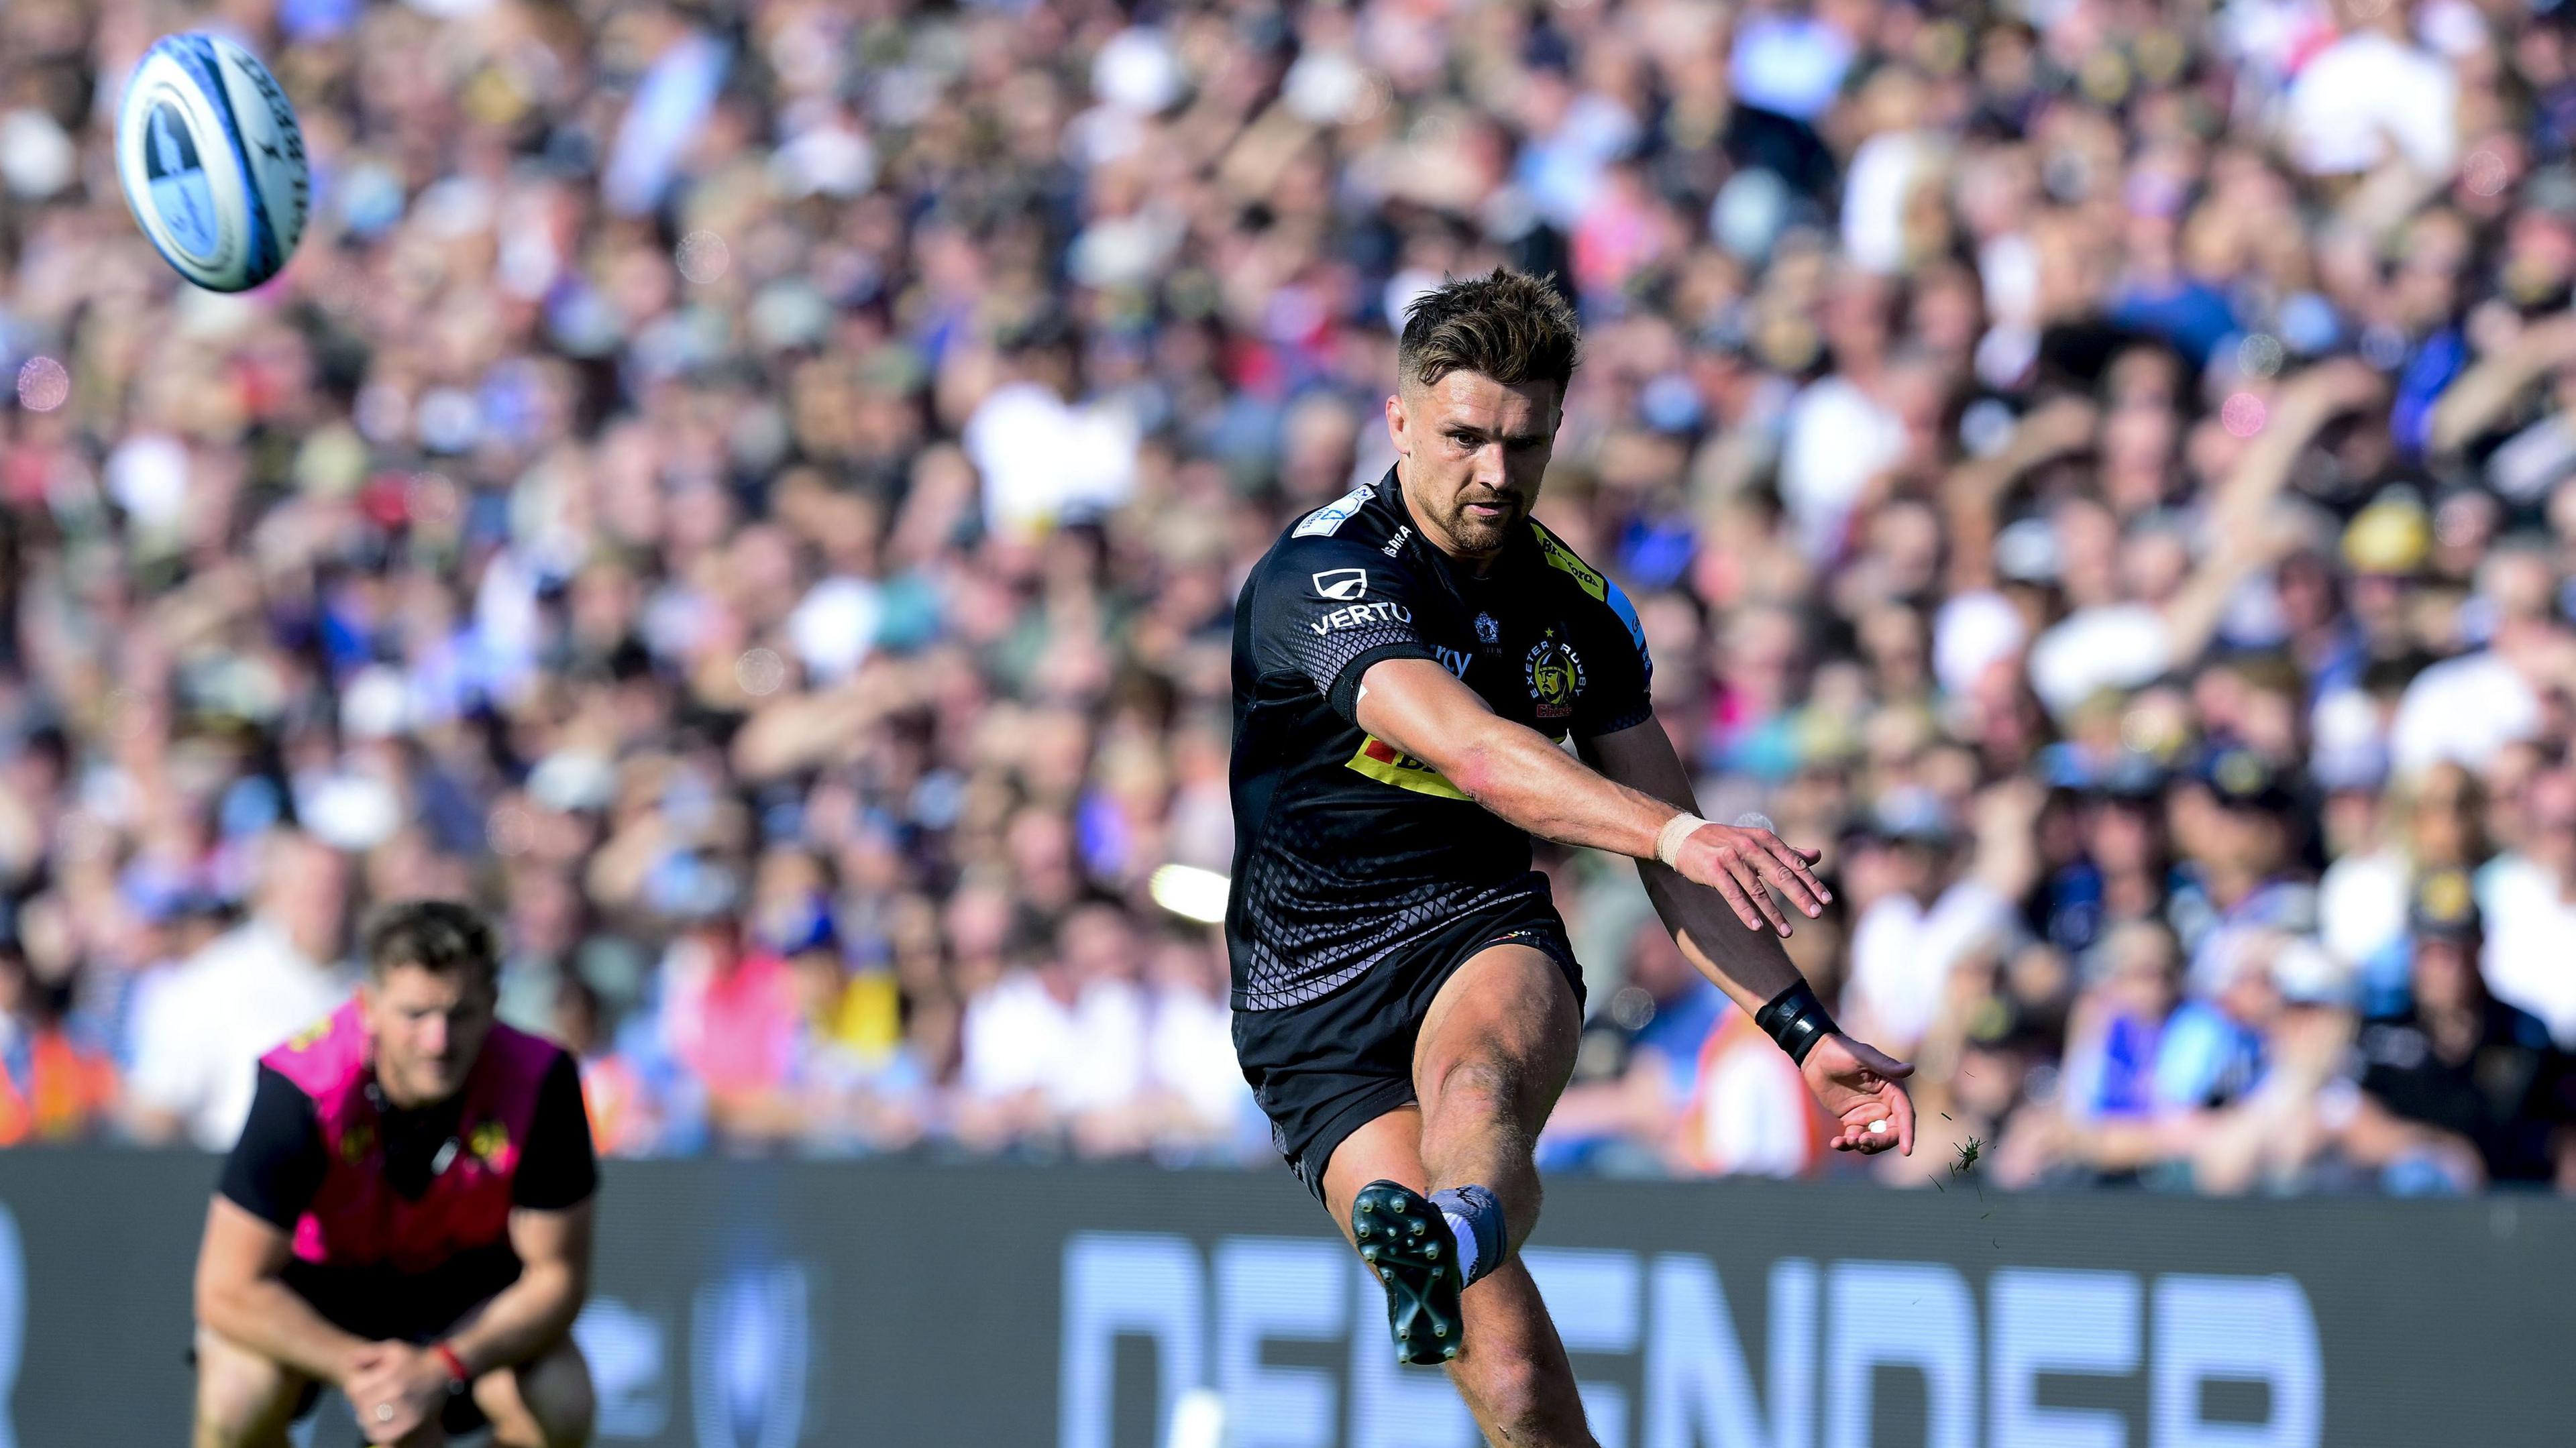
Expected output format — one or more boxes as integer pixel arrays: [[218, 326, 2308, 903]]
[[431, 1342, 470, 1388]]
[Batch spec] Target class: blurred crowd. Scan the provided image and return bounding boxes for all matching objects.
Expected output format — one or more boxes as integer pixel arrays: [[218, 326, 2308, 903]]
[[1, 0, 2575, 1196]]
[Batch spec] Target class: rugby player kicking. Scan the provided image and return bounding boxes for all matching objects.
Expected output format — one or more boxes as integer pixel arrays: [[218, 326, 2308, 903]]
[[1228, 268, 1915, 1444], [193, 901, 596, 1447]]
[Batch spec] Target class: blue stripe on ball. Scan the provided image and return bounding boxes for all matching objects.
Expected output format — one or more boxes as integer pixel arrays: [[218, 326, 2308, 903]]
[[159, 35, 274, 289], [140, 101, 219, 260], [123, 86, 214, 285]]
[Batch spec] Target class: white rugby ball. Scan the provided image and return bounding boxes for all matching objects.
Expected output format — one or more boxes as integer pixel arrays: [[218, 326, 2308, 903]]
[[115, 33, 309, 293]]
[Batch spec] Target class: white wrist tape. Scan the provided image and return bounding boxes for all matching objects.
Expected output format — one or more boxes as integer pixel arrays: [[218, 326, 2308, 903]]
[[1655, 812, 1711, 869]]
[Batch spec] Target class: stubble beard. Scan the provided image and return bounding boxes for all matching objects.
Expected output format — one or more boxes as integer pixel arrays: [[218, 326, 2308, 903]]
[[1442, 493, 1523, 556]]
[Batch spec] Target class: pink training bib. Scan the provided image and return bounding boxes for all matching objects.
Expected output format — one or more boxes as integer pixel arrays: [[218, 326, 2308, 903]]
[[260, 999, 561, 1273]]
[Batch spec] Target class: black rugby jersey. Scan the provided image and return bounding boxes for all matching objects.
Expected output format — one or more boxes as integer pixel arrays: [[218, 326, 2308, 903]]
[[1226, 469, 1654, 1011]]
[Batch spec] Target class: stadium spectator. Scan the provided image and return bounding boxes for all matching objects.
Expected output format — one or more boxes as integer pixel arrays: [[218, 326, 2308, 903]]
[[2181, 932, 2359, 1194], [123, 832, 351, 1150], [953, 906, 1149, 1154], [2345, 869, 2576, 1190], [1541, 917, 1731, 1174], [1997, 920, 2189, 1188], [552, 977, 662, 1160], [780, 923, 936, 1157], [1132, 926, 1256, 1158], [1671, 993, 1827, 1177], [2478, 766, 2576, 1046], [658, 906, 804, 1144], [1839, 783, 2027, 1056], [2318, 761, 2484, 1016], [2173, 748, 2319, 995], [0, 938, 115, 1144]]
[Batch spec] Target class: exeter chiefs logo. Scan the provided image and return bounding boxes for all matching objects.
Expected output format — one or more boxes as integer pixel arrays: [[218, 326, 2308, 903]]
[[1523, 632, 1586, 720]]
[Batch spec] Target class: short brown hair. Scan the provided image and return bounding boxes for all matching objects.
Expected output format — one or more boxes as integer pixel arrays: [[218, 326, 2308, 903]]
[[1396, 268, 1582, 393], [362, 899, 500, 986]]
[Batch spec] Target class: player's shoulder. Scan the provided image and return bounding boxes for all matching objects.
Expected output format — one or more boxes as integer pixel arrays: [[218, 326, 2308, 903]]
[[488, 1019, 577, 1085], [1525, 518, 1648, 659], [1523, 516, 1613, 604], [1273, 478, 1409, 556], [262, 998, 366, 1093], [1254, 479, 1414, 583]]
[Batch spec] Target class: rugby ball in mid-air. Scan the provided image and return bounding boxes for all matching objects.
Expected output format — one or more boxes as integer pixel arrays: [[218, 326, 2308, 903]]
[[115, 33, 309, 292]]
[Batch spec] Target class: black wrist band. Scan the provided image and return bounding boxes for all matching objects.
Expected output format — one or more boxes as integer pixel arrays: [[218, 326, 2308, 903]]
[[1754, 979, 1837, 1065]]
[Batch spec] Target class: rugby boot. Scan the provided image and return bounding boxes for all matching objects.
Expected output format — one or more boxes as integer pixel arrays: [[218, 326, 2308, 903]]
[[1352, 1179, 1462, 1366]]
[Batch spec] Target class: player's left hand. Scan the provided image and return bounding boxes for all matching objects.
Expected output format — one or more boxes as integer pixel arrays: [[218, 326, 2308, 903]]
[[345, 1341, 448, 1443], [1800, 1034, 1916, 1156]]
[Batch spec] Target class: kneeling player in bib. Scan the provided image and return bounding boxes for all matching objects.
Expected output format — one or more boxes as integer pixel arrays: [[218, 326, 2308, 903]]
[[193, 901, 597, 1448]]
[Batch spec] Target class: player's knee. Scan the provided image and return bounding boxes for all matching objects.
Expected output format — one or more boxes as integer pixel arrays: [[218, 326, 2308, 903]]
[[1428, 1052, 1558, 1141], [1427, 1054, 1522, 1115], [516, 1343, 596, 1447], [193, 1333, 299, 1445], [535, 1377, 596, 1446]]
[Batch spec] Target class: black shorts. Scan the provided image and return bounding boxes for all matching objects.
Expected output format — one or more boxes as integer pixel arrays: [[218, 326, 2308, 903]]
[[1233, 890, 1585, 1203]]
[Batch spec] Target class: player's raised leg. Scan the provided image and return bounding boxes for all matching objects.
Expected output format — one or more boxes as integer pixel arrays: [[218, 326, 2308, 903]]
[[1324, 942, 1595, 1447], [1326, 1110, 1595, 1448], [471, 1334, 596, 1448], [1411, 942, 1580, 1256], [193, 1325, 309, 1448]]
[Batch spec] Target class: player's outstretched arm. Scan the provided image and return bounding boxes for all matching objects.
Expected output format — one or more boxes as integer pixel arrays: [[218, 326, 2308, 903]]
[[1581, 716, 1916, 1158], [1353, 657, 1830, 935]]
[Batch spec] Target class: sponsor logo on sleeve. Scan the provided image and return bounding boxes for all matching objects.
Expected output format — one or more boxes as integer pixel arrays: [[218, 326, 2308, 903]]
[[1312, 568, 1370, 601], [1532, 524, 1609, 602], [1310, 601, 1412, 634], [1291, 484, 1375, 538], [1346, 734, 1470, 800]]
